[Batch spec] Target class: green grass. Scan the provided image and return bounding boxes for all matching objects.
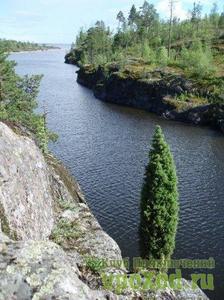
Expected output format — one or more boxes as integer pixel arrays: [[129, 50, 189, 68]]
[[50, 218, 83, 246]]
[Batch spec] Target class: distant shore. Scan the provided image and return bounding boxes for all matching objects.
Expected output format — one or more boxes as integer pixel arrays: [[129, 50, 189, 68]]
[[0, 39, 61, 54], [10, 46, 61, 53], [10, 47, 61, 54]]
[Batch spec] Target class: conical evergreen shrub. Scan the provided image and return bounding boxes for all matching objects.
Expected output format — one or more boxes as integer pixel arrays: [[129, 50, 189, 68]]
[[140, 125, 179, 260]]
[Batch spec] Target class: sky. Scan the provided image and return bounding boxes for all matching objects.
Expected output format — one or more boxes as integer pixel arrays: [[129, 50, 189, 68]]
[[0, 0, 223, 44]]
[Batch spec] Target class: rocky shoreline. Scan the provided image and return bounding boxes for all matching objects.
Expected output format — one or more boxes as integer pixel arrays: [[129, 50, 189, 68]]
[[0, 121, 210, 299], [66, 56, 224, 133]]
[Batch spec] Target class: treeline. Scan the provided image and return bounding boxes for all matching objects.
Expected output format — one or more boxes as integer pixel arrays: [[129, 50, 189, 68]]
[[70, 1, 224, 78], [0, 39, 53, 53]]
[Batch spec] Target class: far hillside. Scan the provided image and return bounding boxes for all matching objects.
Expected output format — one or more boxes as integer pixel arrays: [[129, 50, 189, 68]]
[[0, 39, 58, 53]]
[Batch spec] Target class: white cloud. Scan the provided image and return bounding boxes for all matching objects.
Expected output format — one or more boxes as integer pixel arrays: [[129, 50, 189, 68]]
[[173, 2, 190, 20], [156, 0, 189, 20]]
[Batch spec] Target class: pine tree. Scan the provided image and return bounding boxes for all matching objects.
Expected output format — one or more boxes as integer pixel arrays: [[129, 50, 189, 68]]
[[190, 2, 202, 32], [117, 11, 126, 31], [157, 46, 169, 67], [168, 0, 175, 58], [128, 5, 138, 26], [0, 48, 56, 152], [140, 125, 179, 260]]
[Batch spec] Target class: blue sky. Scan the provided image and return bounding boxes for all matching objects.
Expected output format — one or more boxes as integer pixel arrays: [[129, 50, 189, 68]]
[[0, 0, 223, 44]]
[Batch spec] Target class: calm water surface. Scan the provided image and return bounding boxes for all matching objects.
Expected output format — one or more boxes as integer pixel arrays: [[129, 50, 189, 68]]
[[10, 49, 224, 299]]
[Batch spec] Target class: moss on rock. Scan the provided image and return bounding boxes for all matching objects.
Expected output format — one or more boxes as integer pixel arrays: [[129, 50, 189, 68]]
[[50, 218, 83, 248]]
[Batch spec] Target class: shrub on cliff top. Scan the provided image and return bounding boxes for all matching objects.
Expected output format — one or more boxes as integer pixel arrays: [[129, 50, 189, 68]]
[[157, 46, 169, 67], [140, 125, 179, 260], [179, 41, 215, 78]]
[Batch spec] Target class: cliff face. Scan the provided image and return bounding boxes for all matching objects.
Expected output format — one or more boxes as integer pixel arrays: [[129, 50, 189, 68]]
[[0, 122, 209, 299], [76, 65, 224, 133], [0, 122, 123, 299], [0, 122, 54, 240]]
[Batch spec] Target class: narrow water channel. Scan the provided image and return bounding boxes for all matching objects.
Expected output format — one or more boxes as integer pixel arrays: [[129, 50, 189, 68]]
[[11, 49, 224, 299]]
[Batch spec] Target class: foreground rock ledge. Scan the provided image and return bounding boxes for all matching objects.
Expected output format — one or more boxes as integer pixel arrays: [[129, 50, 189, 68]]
[[0, 122, 209, 299]]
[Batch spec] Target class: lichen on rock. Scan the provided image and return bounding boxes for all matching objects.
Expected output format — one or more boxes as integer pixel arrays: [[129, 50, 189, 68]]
[[0, 235, 123, 300]]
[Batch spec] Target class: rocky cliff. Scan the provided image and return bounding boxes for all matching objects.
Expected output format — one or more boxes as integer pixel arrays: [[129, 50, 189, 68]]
[[76, 64, 224, 133], [65, 48, 83, 66], [0, 121, 209, 299]]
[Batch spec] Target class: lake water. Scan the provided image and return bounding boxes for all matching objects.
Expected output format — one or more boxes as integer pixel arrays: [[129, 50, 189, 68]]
[[10, 49, 224, 299]]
